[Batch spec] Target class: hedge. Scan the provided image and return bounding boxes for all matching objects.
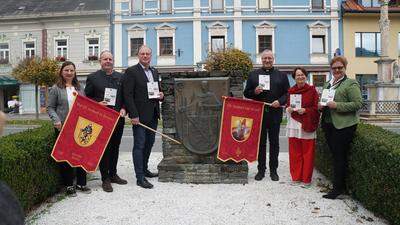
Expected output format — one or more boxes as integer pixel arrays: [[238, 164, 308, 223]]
[[0, 122, 60, 212], [315, 123, 400, 225]]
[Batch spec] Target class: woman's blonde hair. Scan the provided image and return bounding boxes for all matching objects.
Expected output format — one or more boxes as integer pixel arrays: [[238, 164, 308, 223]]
[[330, 56, 348, 69]]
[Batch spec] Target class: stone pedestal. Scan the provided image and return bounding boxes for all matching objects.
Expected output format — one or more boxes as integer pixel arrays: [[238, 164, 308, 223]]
[[366, 83, 400, 101], [364, 83, 400, 118], [375, 58, 396, 83], [157, 71, 248, 184]]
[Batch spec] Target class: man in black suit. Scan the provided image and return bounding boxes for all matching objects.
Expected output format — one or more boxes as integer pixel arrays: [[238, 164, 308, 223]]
[[244, 49, 290, 182], [122, 45, 164, 189], [85, 50, 128, 192]]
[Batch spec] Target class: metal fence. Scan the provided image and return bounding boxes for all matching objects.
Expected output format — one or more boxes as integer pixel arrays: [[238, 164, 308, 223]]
[[360, 101, 400, 114]]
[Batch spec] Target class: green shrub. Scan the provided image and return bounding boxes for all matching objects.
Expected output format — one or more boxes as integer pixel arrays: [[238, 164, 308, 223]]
[[204, 48, 253, 80], [0, 122, 60, 212], [316, 123, 400, 225]]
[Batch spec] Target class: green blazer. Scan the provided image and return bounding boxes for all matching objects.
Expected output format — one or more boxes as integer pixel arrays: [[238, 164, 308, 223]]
[[322, 77, 363, 129]]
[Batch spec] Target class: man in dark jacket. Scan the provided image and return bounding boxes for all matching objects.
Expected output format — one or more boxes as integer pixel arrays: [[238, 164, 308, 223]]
[[85, 50, 127, 192], [122, 45, 163, 189], [244, 49, 290, 181]]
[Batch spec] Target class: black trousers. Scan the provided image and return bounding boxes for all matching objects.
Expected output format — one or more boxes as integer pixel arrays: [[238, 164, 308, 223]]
[[257, 114, 281, 174], [55, 129, 86, 187], [322, 123, 357, 192], [58, 162, 87, 187], [100, 117, 125, 181]]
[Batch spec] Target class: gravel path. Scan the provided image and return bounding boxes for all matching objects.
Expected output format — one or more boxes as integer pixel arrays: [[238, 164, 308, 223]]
[[27, 152, 389, 225]]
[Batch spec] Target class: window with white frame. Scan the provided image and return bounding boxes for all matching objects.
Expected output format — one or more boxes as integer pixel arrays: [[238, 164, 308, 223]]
[[130, 38, 144, 56], [24, 42, 35, 58], [0, 43, 9, 64], [87, 38, 99, 61], [312, 0, 324, 9], [254, 21, 275, 61], [356, 74, 377, 100], [311, 73, 327, 94], [127, 24, 147, 61], [308, 21, 329, 64], [361, 0, 380, 7], [132, 0, 143, 13], [211, 36, 225, 52], [211, 0, 224, 11], [312, 35, 325, 53], [308, 21, 329, 55], [159, 37, 173, 55], [258, 35, 272, 53], [160, 0, 172, 13], [155, 23, 176, 65], [355, 32, 381, 57], [258, 0, 270, 10], [55, 39, 68, 61], [207, 21, 228, 53]]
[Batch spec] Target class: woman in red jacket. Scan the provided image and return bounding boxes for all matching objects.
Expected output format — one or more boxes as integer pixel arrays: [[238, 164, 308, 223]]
[[286, 67, 320, 186]]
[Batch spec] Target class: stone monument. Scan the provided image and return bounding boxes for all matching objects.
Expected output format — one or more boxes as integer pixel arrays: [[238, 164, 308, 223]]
[[158, 71, 248, 184], [366, 0, 400, 115]]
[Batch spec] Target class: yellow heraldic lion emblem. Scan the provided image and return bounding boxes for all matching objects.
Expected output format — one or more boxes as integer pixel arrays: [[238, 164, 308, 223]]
[[74, 116, 103, 147], [231, 116, 253, 142]]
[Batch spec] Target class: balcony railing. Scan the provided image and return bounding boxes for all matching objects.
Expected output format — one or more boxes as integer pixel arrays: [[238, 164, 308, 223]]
[[360, 101, 400, 114]]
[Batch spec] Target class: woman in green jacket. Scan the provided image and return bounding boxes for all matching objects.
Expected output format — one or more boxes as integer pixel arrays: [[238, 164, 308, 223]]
[[319, 56, 363, 199]]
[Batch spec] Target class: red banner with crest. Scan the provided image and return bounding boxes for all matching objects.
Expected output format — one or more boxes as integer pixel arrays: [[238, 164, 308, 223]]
[[51, 94, 120, 172], [217, 97, 265, 163]]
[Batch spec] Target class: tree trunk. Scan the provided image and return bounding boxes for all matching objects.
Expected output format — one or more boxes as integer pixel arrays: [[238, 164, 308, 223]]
[[35, 84, 39, 120]]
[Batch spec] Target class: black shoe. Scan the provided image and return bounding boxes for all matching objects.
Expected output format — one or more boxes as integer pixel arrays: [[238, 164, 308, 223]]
[[322, 190, 343, 199], [76, 185, 92, 194], [102, 179, 113, 192], [144, 170, 158, 178], [66, 186, 77, 197], [270, 172, 279, 181], [255, 172, 265, 181], [110, 174, 128, 185], [137, 178, 154, 189]]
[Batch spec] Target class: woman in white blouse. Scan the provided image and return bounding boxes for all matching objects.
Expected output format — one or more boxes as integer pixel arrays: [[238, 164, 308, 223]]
[[47, 61, 91, 196], [285, 67, 320, 187]]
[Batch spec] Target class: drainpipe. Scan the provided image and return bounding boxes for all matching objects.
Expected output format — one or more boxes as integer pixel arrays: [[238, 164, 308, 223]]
[[110, 0, 114, 55], [42, 29, 47, 58]]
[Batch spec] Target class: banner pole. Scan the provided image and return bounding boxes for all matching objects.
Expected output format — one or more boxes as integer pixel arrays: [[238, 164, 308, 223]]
[[138, 122, 182, 145]]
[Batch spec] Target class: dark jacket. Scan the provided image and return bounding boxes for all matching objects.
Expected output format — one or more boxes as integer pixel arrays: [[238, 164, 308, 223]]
[[84, 70, 124, 112], [244, 67, 290, 123], [122, 63, 161, 125]]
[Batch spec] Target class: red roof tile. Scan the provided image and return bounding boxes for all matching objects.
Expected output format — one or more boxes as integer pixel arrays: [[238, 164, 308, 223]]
[[342, 0, 400, 13]]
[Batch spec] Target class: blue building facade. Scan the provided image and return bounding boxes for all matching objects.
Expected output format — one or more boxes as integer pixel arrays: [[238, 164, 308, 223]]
[[113, 0, 341, 88]]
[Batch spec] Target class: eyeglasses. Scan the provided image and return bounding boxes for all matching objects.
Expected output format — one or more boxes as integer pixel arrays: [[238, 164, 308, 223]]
[[331, 66, 344, 71]]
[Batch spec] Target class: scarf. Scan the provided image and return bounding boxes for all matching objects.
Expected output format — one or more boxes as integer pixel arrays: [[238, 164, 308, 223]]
[[287, 83, 320, 132]]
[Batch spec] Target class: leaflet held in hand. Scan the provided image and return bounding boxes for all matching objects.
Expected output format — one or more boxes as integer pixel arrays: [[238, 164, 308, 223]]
[[290, 94, 302, 110], [320, 89, 335, 106], [258, 75, 270, 90], [147, 81, 160, 99], [104, 88, 117, 106]]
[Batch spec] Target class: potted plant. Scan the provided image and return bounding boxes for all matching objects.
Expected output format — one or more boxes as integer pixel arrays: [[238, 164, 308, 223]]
[[88, 55, 98, 61], [0, 58, 9, 64], [55, 56, 66, 62], [204, 48, 253, 80]]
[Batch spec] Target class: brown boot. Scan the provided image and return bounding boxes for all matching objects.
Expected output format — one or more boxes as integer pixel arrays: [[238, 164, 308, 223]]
[[102, 179, 113, 192], [110, 174, 128, 185]]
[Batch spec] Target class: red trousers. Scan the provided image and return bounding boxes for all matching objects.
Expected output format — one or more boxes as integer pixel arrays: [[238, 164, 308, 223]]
[[288, 137, 315, 183]]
